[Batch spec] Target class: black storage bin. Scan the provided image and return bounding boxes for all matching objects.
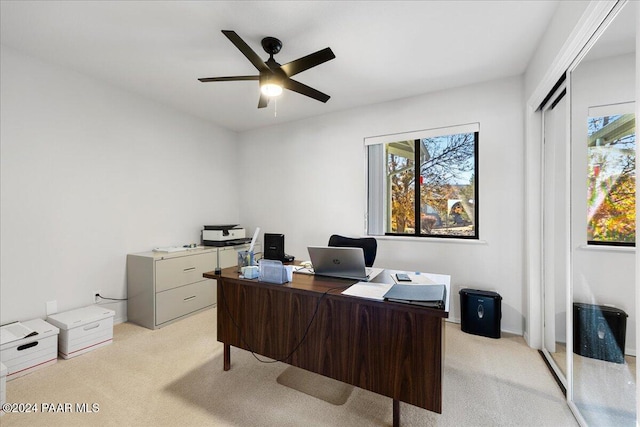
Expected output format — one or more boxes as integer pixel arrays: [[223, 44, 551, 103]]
[[459, 289, 502, 339], [573, 303, 628, 364]]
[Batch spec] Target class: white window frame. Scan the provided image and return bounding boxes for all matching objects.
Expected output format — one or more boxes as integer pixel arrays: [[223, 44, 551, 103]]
[[365, 122, 480, 239]]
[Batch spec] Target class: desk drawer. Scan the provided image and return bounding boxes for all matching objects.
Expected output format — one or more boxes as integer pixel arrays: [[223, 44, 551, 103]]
[[155, 252, 216, 292], [156, 279, 215, 325]]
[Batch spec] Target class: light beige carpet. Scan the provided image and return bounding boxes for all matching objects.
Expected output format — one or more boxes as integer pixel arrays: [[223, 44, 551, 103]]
[[1, 307, 578, 426], [549, 343, 636, 426], [277, 366, 354, 405]]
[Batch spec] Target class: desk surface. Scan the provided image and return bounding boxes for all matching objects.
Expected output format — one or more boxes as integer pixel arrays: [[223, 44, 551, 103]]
[[205, 267, 450, 317], [205, 266, 449, 421]]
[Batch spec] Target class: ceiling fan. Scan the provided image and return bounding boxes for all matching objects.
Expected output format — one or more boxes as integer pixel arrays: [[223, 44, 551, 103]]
[[198, 30, 335, 108]]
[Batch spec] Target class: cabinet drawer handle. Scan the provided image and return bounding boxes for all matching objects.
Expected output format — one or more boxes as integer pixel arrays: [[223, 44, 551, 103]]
[[83, 323, 100, 331], [183, 267, 196, 272], [17, 341, 39, 351], [183, 295, 196, 302]]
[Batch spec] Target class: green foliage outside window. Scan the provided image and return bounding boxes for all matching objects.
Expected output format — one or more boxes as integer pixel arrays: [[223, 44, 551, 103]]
[[587, 113, 636, 246], [386, 132, 477, 238]]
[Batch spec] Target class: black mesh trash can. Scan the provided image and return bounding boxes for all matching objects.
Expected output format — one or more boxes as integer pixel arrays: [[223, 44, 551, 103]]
[[573, 303, 628, 364], [459, 289, 502, 339]]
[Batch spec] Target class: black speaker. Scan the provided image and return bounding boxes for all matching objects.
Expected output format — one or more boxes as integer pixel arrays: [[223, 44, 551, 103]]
[[263, 233, 285, 261], [573, 303, 628, 364], [459, 289, 502, 339]]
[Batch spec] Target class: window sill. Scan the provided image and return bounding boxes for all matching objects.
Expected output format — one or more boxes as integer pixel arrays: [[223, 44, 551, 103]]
[[576, 244, 635, 254], [368, 235, 488, 245]]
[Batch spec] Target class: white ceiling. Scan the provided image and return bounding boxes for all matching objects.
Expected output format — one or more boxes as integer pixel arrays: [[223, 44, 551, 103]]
[[0, 1, 560, 132]]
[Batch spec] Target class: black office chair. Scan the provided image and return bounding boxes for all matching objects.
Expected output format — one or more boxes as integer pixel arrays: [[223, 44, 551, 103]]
[[328, 234, 377, 267]]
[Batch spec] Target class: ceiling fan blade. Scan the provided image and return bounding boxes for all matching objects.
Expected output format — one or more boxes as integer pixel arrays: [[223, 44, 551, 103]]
[[258, 93, 269, 109], [198, 76, 259, 82], [283, 78, 330, 103], [222, 30, 270, 73], [280, 47, 335, 77]]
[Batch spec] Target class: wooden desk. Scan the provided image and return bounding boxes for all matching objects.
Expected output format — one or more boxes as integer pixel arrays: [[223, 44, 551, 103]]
[[203, 267, 449, 426]]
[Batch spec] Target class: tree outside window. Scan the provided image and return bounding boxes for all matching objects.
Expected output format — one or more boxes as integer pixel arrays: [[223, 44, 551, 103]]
[[587, 112, 636, 246], [385, 131, 478, 238]]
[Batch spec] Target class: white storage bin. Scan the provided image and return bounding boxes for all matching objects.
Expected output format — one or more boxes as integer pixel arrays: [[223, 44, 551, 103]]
[[47, 305, 115, 359], [0, 362, 6, 415], [0, 319, 59, 381]]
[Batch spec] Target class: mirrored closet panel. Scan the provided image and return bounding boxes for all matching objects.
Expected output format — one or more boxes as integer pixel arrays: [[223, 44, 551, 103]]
[[569, 1, 636, 425]]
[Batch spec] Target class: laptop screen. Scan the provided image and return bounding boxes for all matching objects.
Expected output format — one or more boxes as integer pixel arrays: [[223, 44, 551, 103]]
[[307, 246, 369, 280]]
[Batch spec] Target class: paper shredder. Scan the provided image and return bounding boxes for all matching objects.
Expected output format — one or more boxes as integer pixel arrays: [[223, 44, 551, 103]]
[[573, 303, 627, 364], [459, 288, 502, 339]]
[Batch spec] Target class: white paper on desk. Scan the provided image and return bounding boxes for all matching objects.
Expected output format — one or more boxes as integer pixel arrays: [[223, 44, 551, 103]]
[[342, 282, 394, 301], [291, 265, 314, 275], [0, 322, 37, 345]]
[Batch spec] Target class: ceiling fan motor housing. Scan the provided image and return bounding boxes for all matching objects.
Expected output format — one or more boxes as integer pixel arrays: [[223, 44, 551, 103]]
[[261, 37, 282, 56]]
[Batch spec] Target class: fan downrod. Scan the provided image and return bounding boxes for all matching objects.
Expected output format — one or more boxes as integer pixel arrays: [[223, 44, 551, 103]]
[[261, 37, 282, 56]]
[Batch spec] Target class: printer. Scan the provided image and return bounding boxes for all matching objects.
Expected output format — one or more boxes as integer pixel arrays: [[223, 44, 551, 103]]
[[202, 225, 251, 247]]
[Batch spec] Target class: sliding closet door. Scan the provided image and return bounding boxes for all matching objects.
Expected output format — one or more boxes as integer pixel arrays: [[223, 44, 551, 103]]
[[542, 86, 569, 385], [568, 1, 636, 424]]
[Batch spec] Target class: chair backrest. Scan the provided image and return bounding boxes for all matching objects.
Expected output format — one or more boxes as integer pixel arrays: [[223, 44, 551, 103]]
[[327, 234, 377, 267]]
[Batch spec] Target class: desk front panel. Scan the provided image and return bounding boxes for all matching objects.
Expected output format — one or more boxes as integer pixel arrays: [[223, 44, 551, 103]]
[[214, 272, 444, 413]]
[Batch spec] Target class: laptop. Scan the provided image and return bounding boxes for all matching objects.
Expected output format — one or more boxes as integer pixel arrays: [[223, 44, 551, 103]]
[[307, 246, 382, 281]]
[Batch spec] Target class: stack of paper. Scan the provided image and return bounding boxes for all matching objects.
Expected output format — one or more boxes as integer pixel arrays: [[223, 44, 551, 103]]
[[0, 321, 38, 345], [341, 282, 394, 301]]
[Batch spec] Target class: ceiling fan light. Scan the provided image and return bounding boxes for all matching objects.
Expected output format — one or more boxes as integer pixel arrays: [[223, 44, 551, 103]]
[[261, 82, 283, 97]]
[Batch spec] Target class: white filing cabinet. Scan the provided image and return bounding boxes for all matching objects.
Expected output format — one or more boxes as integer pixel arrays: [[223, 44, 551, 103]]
[[218, 246, 240, 269], [126, 244, 261, 330], [127, 247, 218, 330]]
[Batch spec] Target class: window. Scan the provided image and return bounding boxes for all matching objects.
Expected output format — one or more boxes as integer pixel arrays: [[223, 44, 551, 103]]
[[366, 123, 479, 239], [587, 103, 636, 246]]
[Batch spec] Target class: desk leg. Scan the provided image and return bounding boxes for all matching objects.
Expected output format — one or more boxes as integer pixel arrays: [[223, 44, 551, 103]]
[[224, 343, 230, 371], [393, 399, 400, 427]]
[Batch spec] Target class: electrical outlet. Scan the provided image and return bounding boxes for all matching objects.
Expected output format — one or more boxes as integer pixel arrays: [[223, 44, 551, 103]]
[[46, 300, 57, 315], [93, 290, 101, 304]]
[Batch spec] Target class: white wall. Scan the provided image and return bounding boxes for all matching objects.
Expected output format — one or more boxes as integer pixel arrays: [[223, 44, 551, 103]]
[[238, 76, 526, 334], [0, 46, 240, 324], [570, 52, 636, 354]]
